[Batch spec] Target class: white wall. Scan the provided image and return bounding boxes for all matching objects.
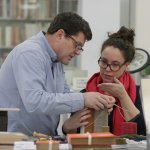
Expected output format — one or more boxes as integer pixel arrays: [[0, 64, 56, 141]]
[[129, 0, 150, 85], [78, 0, 121, 78], [75, 0, 150, 80], [134, 0, 150, 53]]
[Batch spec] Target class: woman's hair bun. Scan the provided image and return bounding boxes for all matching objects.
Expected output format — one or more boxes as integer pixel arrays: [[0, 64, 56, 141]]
[[108, 26, 135, 45]]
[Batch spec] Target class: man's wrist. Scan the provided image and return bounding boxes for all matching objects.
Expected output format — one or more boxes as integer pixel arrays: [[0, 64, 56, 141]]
[[62, 124, 67, 135], [62, 124, 77, 135]]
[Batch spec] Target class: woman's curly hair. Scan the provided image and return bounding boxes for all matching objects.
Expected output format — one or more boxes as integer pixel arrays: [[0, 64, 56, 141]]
[[101, 26, 136, 63]]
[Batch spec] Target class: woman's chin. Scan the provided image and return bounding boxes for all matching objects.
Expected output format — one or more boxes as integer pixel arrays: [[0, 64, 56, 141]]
[[103, 78, 114, 83]]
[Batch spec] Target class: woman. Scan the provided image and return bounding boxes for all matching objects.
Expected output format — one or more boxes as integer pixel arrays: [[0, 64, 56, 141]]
[[63, 26, 146, 136]]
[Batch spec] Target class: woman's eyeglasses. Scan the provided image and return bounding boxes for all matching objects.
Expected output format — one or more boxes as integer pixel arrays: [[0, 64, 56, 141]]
[[98, 57, 126, 72]]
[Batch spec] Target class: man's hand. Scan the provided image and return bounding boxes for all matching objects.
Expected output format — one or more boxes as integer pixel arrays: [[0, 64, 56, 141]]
[[83, 92, 115, 111], [62, 108, 91, 133], [63, 94, 115, 134]]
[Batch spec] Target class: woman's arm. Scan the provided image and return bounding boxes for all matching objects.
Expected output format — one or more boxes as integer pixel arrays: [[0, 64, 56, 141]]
[[118, 91, 140, 121], [98, 77, 140, 121]]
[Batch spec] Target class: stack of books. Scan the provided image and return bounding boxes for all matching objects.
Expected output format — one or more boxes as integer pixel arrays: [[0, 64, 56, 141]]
[[0, 132, 29, 150], [36, 140, 60, 150], [14, 141, 36, 150], [67, 132, 117, 150]]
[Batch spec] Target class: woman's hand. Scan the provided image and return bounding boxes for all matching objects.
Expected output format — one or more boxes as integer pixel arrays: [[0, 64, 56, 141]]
[[97, 77, 126, 99], [62, 108, 91, 134], [98, 77, 140, 121]]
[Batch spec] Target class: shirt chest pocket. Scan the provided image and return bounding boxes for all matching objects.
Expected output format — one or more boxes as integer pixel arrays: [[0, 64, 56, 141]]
[[45, 64, 65, 93]]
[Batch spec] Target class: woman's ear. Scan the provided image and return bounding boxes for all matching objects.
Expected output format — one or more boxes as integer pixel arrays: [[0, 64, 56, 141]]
[[124, 63, 130, 71]]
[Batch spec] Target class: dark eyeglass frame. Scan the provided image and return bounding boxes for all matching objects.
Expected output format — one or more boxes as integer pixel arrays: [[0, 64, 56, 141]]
[[98, 57, 126, 72], [67, 34, 84, 52]]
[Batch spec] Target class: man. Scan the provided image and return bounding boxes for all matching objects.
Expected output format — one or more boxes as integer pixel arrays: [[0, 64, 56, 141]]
[[0, 12, 115, 136]]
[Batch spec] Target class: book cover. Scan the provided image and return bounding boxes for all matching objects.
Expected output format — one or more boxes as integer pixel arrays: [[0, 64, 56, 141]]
[[36, 140, 60, 150], [0, 132, 28, 144], [72, 145, 112, 150], [67, 132, 117, 146], [0, 145, 14, 150]]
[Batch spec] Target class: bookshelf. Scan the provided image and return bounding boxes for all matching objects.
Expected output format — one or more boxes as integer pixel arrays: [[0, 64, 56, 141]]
[[0, 0, 78, 66]]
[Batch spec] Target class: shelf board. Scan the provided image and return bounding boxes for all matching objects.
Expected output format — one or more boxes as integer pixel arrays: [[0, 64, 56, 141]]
[[0, 47, 13, 50], [0, 108, 20, 112], [0, 18, 53, 23]]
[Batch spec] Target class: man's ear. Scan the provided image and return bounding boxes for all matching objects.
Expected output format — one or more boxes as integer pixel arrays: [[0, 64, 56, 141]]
[[55, 29, 65, 39]]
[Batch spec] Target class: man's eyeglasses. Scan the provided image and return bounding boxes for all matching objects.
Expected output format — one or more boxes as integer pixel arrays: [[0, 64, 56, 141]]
[[67, 34, 84, 52], [98, 57, 126, 72]]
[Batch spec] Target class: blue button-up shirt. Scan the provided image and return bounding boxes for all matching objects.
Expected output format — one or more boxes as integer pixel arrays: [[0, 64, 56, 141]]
[[0, 31, 84, 136]]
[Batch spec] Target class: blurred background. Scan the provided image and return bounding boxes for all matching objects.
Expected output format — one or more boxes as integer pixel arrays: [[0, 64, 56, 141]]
[[0, 0, 149, 90]]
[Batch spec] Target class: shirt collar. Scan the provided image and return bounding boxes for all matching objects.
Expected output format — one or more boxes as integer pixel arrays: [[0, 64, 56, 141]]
[[40, 31, 58, 63]]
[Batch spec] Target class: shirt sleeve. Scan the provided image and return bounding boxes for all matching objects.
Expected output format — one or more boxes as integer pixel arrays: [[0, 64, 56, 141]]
[[12, 50, 84, 115]]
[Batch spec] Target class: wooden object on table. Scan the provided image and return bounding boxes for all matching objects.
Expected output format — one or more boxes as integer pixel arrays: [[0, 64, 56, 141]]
[[67, 132, 117, 149], [0, 132, 28, 144], [72, 145, 111, 150], [36, 140, 60, 150], [0, 145, 14, 150], [80, 108, 108, 133]]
